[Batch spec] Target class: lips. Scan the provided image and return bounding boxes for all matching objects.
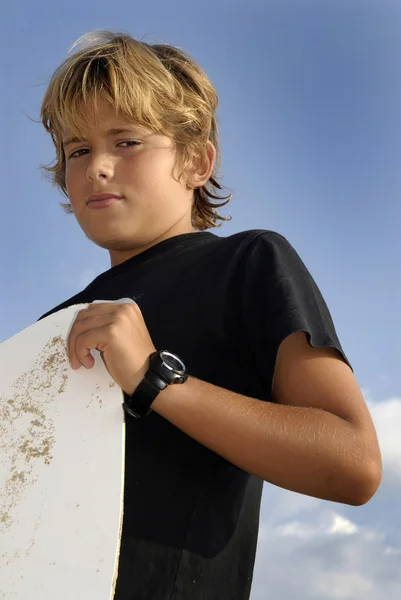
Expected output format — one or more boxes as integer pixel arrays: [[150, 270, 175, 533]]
[[87, 193, 123, 205], [86, 193, 123, 209]]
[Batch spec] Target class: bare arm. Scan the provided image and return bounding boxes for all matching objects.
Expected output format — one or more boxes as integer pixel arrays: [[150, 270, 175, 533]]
[[151, 331, 382, 506]]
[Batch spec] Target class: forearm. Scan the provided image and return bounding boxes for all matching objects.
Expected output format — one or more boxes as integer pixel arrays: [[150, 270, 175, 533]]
[[151, 376, 372, 505]]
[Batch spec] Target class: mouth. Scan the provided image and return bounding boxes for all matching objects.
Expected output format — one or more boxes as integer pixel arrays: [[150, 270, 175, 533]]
[[86, 194, 124, 209]]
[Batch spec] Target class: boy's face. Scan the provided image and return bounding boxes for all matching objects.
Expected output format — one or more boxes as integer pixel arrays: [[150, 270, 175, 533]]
[[62, 100, 201, 266]]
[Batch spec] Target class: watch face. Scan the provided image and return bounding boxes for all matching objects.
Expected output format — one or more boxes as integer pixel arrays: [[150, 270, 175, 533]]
[[160, 351, 186, 374]]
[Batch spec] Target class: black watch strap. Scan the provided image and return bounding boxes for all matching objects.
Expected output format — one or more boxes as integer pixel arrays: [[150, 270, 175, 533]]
[[123, 370, 168, 419]]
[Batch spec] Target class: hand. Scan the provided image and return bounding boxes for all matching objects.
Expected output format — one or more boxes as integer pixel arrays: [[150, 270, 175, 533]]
[[67, 302, 157, 395]]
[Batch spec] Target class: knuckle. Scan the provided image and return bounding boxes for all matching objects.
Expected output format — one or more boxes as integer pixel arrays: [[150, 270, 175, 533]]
[[107, 322, 120, 338], [115, 312, 127, 328], [73, 331, 83, 348], [118, 304, 135, 321], [129, 302, 140, 317]]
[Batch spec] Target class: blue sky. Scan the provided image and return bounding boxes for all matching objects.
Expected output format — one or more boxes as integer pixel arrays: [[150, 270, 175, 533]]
[[1, 1, 400, 597]]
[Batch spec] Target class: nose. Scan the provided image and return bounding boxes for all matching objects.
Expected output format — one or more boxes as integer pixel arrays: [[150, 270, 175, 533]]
[[85, 152, 114, 182]]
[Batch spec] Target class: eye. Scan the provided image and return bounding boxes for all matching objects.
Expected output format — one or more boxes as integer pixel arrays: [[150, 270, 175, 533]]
[[118, 141, 141, 148], [68, 148, 89, 159], [68, 141, 141, 160]]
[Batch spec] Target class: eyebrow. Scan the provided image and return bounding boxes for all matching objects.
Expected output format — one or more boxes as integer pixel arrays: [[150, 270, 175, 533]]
[[62, 128, 138, 149]]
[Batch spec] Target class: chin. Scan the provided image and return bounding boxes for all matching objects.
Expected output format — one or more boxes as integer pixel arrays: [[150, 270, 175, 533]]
[[91, 236, 139, 251], [82, 223, 137, 249]]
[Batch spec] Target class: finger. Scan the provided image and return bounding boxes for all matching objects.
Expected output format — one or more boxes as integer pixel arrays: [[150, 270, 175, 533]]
[[74, 326, 112, 370], [68, 312, 112, 369], [86, 301, 139, 315], [84, 302, 122, 313], [68, 309, 90, 369], [92, 298, 137, 307]]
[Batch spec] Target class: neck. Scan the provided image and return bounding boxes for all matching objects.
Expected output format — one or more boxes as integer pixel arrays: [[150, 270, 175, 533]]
[[109, 224, 196, 267]]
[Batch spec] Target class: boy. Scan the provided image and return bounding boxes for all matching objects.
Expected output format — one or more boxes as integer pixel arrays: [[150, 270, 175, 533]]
[[38, 30, 381, 600]]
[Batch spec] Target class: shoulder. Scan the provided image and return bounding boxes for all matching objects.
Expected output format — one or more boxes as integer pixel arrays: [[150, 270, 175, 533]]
[[213, 229, 305, 280], [217, 228, 289, 248], [214, 229, 296, 265], [218, 229, 299, 261]]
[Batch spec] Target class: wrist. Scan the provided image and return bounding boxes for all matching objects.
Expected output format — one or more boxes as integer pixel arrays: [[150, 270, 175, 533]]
[[123, 361, 150, 397], [150, 375, 188, 413], [123, 350, 188, 419]]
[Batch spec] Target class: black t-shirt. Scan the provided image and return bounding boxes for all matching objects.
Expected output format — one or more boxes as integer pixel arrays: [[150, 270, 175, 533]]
[[38, 229, 352, 600]]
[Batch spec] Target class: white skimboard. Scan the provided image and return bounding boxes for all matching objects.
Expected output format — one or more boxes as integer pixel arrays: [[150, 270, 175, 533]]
[[0, 304, 125, 599]]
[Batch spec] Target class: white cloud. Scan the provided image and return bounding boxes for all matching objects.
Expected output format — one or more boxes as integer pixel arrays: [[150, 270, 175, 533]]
[[251, 395, 401, 600], [366, 396, 401, 478], [276, 512, 359, 539], [327, 514, 358, 535]]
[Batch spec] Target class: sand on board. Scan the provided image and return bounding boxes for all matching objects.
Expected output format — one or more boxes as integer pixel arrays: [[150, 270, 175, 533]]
[[0, 303, 126, 599]]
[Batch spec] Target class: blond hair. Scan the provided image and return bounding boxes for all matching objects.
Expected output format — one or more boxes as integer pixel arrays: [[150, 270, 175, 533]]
[[40, 30, 232, 230]]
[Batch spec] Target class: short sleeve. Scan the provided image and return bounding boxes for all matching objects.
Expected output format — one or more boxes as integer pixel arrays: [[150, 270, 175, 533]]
[[238, 231, 353, 396]]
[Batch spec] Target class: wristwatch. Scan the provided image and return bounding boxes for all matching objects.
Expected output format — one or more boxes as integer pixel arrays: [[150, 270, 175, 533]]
[[123, 350, 188, 418]]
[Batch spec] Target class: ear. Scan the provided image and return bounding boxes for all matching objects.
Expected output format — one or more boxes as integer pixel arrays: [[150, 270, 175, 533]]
[[185, 141, 216, 189]]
